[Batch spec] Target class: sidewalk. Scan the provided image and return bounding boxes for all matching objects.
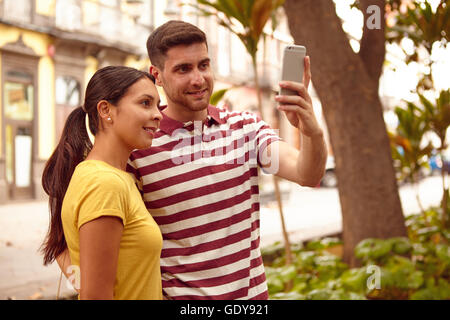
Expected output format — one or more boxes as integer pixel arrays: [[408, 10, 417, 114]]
[[0, 176, 443, 299], [259, 181, 342, 248], [260, 175, 443, 247], [0, 201, 77, 300]]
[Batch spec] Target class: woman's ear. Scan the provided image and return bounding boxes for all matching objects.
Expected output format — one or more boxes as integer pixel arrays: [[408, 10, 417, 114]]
[[97, 100, 113, 124], [150, 65, 163, 86]]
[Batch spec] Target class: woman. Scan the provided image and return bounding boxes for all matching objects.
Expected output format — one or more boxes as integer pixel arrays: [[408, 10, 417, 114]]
[[41, 66, 163, 300]]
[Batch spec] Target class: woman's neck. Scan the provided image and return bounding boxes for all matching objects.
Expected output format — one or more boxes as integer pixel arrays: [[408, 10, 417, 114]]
[[85, 133, 131, 171]]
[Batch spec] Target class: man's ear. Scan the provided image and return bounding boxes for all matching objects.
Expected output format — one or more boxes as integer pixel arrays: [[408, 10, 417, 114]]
[[150, 65, 163, 86]]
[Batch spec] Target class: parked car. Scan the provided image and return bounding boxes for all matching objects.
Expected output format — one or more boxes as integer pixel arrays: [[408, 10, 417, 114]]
[[320, 156, 337, 188]]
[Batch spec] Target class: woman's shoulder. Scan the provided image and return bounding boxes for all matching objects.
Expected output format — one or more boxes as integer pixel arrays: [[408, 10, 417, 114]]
[[73, 160, 132, 190]]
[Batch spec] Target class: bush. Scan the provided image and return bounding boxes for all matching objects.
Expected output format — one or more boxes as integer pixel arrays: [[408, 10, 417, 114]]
[[262, 207, 450, 300]]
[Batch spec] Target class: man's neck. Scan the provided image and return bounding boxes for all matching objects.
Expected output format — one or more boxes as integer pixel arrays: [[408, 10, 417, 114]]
[[164, 102, 208, 123]]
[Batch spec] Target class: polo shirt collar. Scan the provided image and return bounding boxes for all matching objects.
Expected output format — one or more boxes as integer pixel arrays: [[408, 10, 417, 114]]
[[159, 104, 226, 135]]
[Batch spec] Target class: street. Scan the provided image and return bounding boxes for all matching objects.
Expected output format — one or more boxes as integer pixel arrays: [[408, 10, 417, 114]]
[[260, 175, 443, 247], [0, 175, 443, 299]]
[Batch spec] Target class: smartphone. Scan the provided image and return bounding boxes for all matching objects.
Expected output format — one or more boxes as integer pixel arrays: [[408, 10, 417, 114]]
[[280, 45, 306, 96]]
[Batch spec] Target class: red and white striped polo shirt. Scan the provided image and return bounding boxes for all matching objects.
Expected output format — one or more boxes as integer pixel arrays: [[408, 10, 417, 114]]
[[127, 105, 280, 300]]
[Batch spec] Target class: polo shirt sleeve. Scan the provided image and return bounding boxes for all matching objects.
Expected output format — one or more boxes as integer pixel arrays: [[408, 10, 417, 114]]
[[250, 113, 282, 169], [77, 172, 128, 230], [126, 157, 143, 192]]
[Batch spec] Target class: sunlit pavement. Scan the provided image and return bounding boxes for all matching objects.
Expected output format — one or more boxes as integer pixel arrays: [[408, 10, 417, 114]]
[[0, 175, 443, 299], [260, 175, 443, 247], [0, 200, 77, 300]]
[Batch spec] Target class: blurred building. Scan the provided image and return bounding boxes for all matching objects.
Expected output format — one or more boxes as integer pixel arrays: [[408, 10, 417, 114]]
[[0, 0, 316, 203], [0, 0, 155, 203]]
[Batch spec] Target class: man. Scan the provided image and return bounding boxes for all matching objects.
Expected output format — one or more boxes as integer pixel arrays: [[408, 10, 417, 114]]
[[128, 20, 327, 300]]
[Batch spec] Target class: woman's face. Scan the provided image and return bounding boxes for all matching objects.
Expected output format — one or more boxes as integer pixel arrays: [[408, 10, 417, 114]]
[[111, 77, 162, 151]]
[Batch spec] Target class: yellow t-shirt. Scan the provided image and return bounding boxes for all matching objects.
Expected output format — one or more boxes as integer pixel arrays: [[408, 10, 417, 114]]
[[61, 160, 163, 300]]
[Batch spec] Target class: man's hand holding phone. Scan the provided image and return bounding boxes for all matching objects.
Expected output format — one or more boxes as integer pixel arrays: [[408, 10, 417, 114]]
[[276, 52, 323, 138]]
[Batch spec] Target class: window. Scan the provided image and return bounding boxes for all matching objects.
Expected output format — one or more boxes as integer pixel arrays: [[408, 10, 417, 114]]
[[4, 82, 34, 121], [55, 0, 82, 31], [55, 76, 81, 107], [4, 0, 31, 23], [100, 0, 120, 39]]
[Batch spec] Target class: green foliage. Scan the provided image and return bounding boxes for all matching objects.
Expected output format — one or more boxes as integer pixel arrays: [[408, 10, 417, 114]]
[[410, 278, 450, 300], [262, 207, 450, 299], [388, 89, 450, 225], [384, 0, 450, 189], [340, 267, 367, 292], [305, 237, 342, 250], [388, 102, 434, 183], [406, 207, 449, 242], [355, 237, 413, 264], [385, 0, 450, 223], [209, 88, 229, 106], [421, 89, 450, 148], [386, 0, 449, 57]]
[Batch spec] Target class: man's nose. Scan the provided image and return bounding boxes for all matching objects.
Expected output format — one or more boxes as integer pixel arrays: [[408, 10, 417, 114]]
[[191, 68, 205, 87]]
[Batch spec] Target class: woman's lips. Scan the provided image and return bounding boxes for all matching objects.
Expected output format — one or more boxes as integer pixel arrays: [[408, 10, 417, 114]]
[[143, 127, 157, 138]]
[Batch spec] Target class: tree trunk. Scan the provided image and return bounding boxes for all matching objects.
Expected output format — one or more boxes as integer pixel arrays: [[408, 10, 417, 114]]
[[284, 0, 407, 266]]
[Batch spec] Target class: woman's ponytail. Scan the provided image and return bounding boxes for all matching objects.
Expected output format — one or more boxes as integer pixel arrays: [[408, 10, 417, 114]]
[[40, 66, 155, 265], [41, 106, 92, 265]]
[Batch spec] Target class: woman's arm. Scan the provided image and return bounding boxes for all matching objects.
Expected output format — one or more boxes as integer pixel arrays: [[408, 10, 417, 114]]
[[56, 249, 82, 293], [79, 216, 123, 300], [56, 249, 71, 277]]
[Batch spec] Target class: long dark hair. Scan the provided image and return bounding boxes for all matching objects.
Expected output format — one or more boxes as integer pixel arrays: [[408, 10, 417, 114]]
[[41, 66, 155, 265]]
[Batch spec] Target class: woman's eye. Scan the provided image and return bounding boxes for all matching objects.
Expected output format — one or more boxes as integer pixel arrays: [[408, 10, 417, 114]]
[[142, 100, 150, 107]]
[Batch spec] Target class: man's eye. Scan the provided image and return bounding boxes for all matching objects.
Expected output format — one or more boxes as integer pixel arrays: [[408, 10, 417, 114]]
[[178, 66, 190, 73]]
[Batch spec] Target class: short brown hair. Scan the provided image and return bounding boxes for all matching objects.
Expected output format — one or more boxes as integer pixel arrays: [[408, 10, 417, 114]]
[[147, 20, 207, 69]]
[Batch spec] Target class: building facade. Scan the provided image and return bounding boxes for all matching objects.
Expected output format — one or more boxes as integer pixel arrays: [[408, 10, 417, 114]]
[[0, 0, 155, 202], [0, 0, 308, 203]]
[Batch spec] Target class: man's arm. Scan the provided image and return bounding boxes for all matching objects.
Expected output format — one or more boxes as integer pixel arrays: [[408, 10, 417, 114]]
[[263, 133, 327, 187], [261, 56, 327, 187]]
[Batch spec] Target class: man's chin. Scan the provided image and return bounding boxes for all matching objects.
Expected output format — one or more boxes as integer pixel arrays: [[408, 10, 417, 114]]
[[186, 99, 210, 111]]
